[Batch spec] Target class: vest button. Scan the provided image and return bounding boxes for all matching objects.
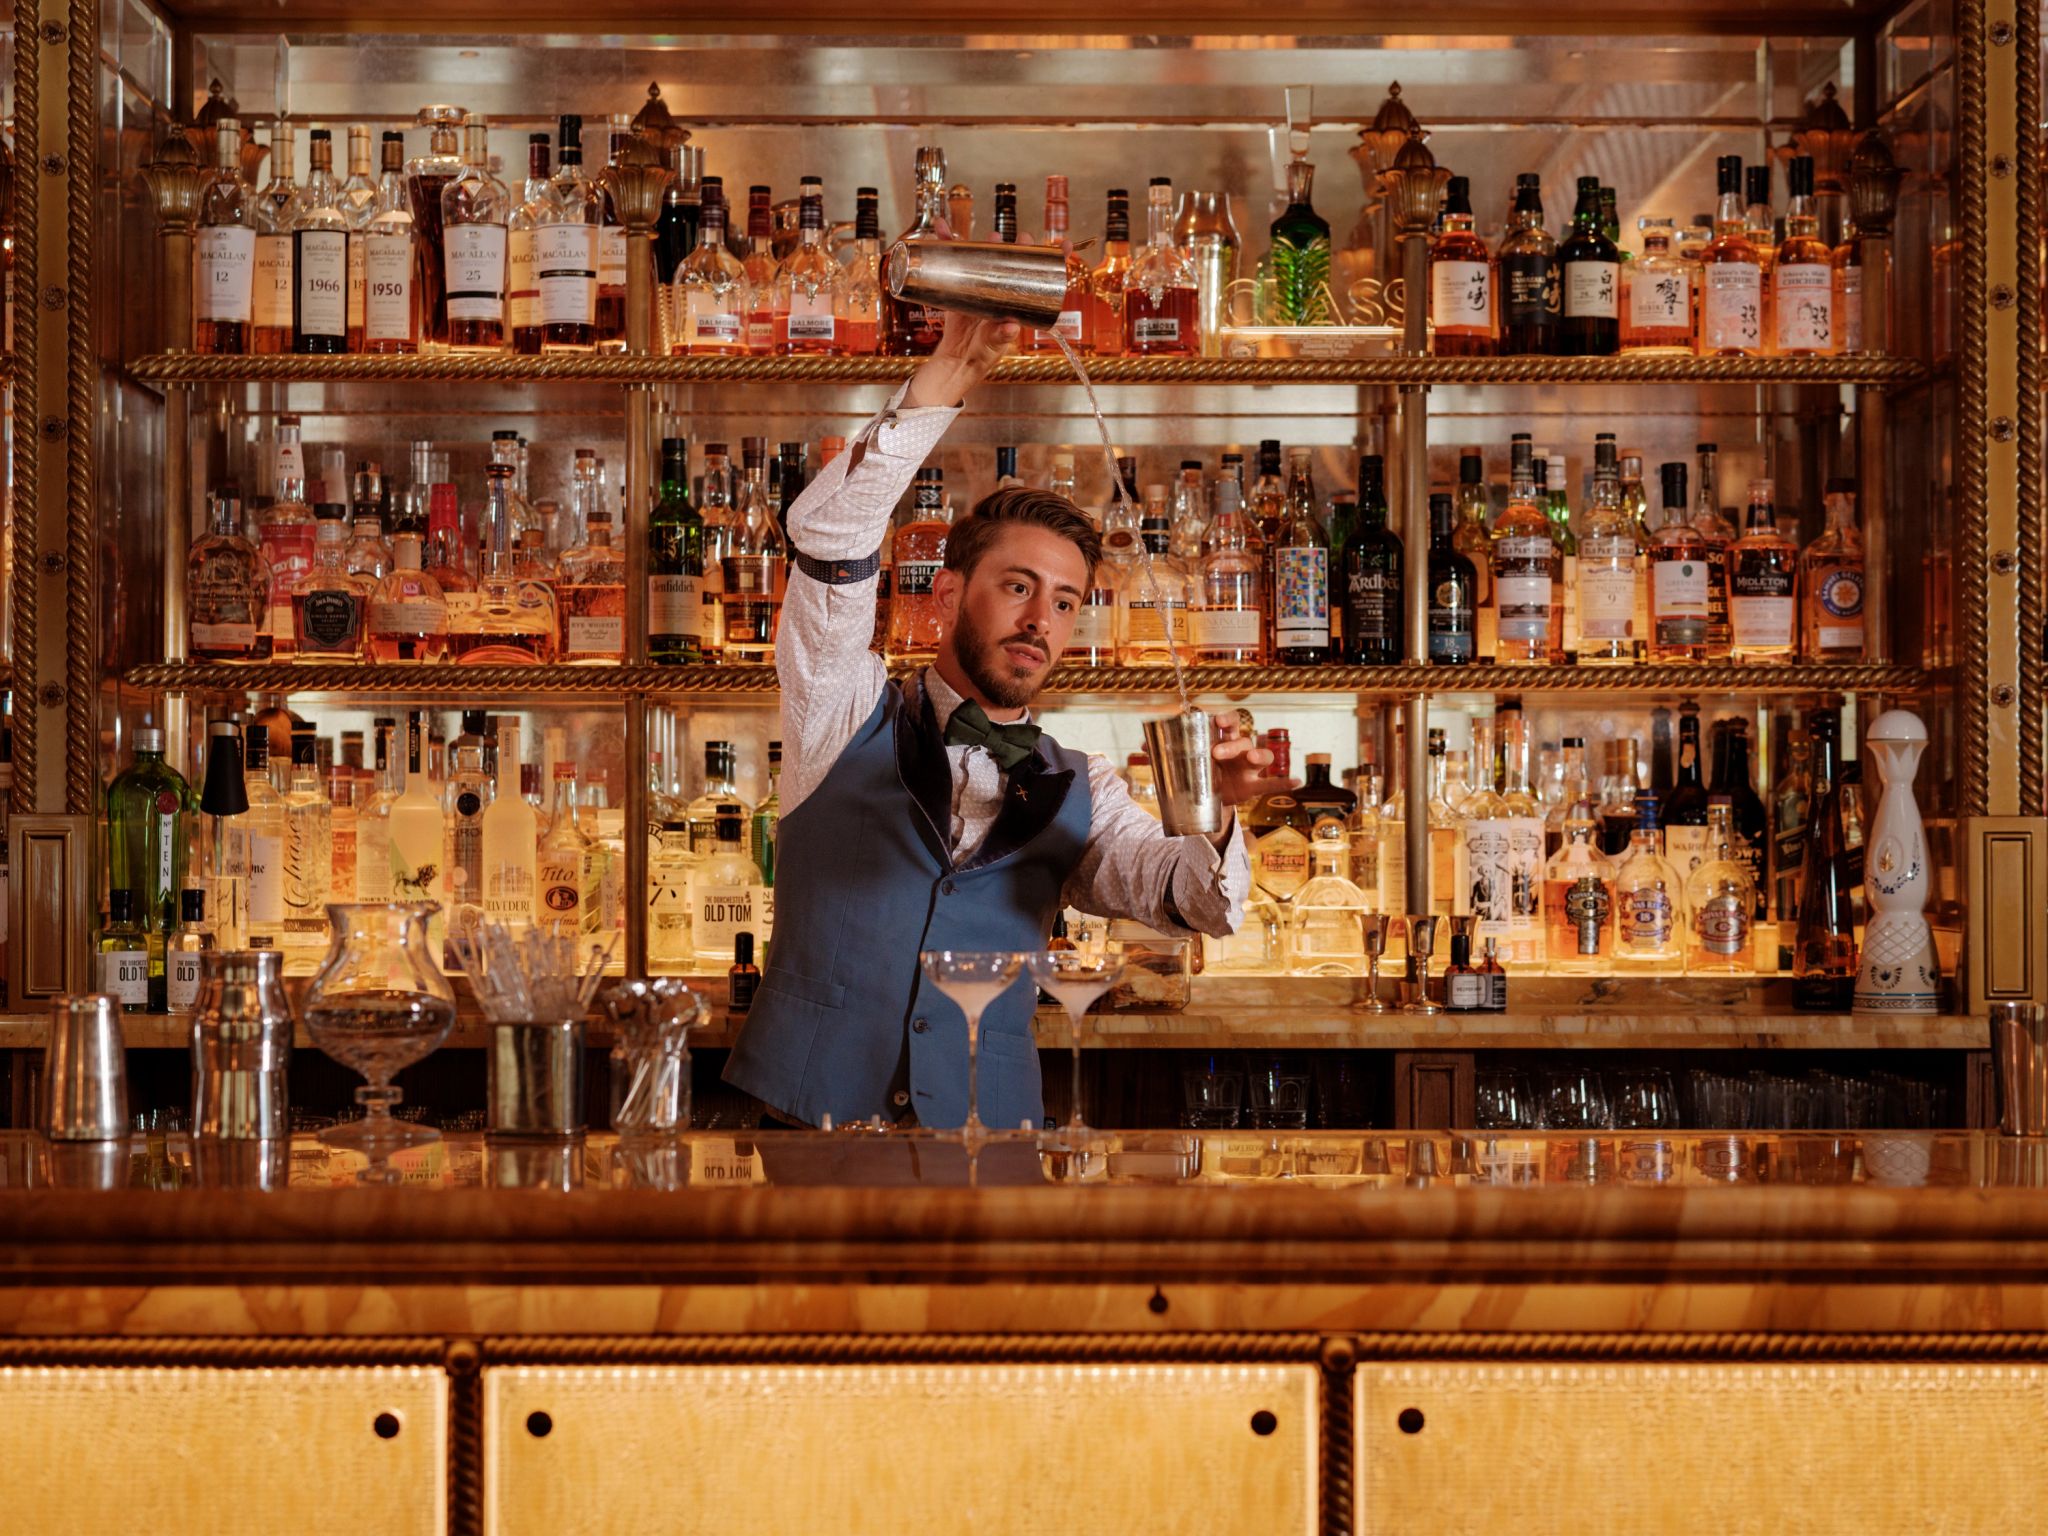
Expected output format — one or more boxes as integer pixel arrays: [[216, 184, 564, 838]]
[[941, 879, 957, 895], [912, 1017, 930, 1033]]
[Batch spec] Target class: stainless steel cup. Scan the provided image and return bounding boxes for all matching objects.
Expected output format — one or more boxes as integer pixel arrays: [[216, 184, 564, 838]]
[[1142, 711, 1223, 838], [1992, 1002, 2048, 1136], [191, 950, 293, 1141], [489, 1019, 587, 1138], [43, 994, 128, 1141], [885, 237, 1069, 328]]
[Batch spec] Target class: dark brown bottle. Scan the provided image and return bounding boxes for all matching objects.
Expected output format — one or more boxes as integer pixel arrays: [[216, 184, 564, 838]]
[[728, 930, 760, 1016], [1793, 709, 1857, 1010]]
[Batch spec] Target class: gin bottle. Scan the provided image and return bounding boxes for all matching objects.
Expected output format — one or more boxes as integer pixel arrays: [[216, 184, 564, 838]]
[[692, 806, 766, 967], [166, 888, 216, 1016], [108, 727, 194, 941]]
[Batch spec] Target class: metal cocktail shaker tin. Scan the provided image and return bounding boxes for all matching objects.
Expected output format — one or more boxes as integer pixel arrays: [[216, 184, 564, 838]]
[[489, 1019, 587, 1138], [1141, 711, 1223, 838], [190, 950, 293, 1141], [885, 236, 1070, 329], [43, 994, 129, 1141]]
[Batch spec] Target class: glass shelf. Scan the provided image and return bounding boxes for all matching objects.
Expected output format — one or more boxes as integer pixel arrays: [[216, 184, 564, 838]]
[[126, 353, 1930, 388]]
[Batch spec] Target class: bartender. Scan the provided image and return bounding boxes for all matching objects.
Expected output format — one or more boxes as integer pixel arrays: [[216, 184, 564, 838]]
[[724, 309, 1290, 1131]]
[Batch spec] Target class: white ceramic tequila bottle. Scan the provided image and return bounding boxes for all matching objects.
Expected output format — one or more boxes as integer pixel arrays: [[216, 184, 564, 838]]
[[1853, 709, 1941, 1013]]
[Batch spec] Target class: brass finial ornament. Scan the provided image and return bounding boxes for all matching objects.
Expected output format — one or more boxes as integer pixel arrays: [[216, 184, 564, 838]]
[[1354, 81, 1422, 178], [1379, 130, 1450, 239], [1783, 81, 1857, 194], [630, 82, 689, 154], [142, 120, 208, 232], [1848, 130, 1905, 236], [599, 141, 674, 233]]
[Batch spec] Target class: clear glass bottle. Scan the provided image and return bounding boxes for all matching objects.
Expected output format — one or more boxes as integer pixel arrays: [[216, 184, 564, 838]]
[[1623, 216, 1694, 353], [1577, 433, 1638, 665], [1496, 172, 1558, 355], [290, 501, 373, 661], [674, 178, 747, 354], [722, 439, 787, 665], [684, 741, 751, 856], [1556, 175, 1621, 355], [1542, 799, 1613, 975], [536, 764, 595, 938], [1288, 829, 1368, 975], [355, 720, 400, 900], [1692, 442, 1736, 658], [1621, 452, 1654, 659], [1029, 173, 1092, 352], [1542, 450, 1578, 661], [886, 465, 953, 663], [507, 132, 552, 354], [290, 128, 349, 355], [440, 120, 509, 352], [1491, 434, 1560, 665], [1119, 485, 1191, 664], [405, 104, 468, 347], [1685, 797, 1757, 973], [556, 453, 627, 664], [362, 130, 421, 355], [538, 114, 600, 352], [1272, 446, 1331, 664], [1802, 478, 1866, 660], [257, 417, 318, 659], [1773, 155, 1834, 356], [344, 464, 393, 580], [440, 711, 491, 927], [240, 724, 287, 951], [1123, 178, 1200, 354], [165, 888, 215, 1016], [187, 483, 271, 661], [1728, 477, 1799, 663], [1698, 156, 1765, 357], [1194, 477, 1265, 663], [281, 728, 333, 974], [1832, 207, 1866, 356], [480, 718, 537, 926], [1493, 708, 1548, 966], [594, 125, 632, 351], [1612, 792, 1685, 972], [459, 463, 559, 662], [692, 804, 766, 967], [1428, 175, 1493, 354], [834, 186, 884, 356], [1084, 187, 1133, 357], [740, 183, 782, 354], [100, 889, 155, 1014], [773, 175, 839, 354], [251, 119, 299, 355], [1745, 164, 1779, 347], [196, 119, 256, 354], [881, 146, 949, 356]]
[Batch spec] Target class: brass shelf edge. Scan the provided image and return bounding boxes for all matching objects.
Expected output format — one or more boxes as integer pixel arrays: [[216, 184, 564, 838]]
[[124, 661, 1935, 697], [125, 353, 1931, 387]]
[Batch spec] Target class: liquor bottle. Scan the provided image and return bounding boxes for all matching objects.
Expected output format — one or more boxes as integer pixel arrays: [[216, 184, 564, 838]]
[[256, 417, 318, 659], [345, 465, 393, 580], [1457, 717, 1512, 964], [108, 727, 193, 947], [1542, 735, 1591, 856], [187, 484, 271, 661], [1288, 830, 1369, 976], [1728, 478, 1798, 663], [441, 711, 491, 922], [1623, 216, 1693, 353], [1125, 178, 1199, 354], [1543, 798, 1613, 974], [752, 738, 782, 909], [100, 889, 153, 1014], [1372, 729, 1411, 930], [1661, 703, 1711, 877], [1698, 156, 1765, 356], [837, 186, 884, 355], [1265, 153, 1333, 327], [390, 713, 448, 927], [1691, 442, 1735, 658], [251, 120, 298, 355], [238, 724, 286, 950], [1612, 792, 1684, 972], [1496, 173, 1558, 355], [1492, 435, 1560, 665], [1793, 708, 1858, 1008], [1422, 738, 1463, 918], [1710, 719, 1771, 920], [290, 128, 349, 355], [281, 728, 332, 972], [1577, 433, 1638, 665], [1745, 164, 1778, 346], [722, 439, 787, 665], [165, 888, 215, 1016], [196, 119, 256, 354], [775, 176, 839, 354], [360, 132, 421, 354], [328, 754, 359, 908], [1771, 726, 1813, 963], [507, 133, 552, 354], [1295, 753, 1359, 850], [645, 439, 711, 669], [1341, 455, 1402, 663], [887, 466, 953, 662], [1425, 492, 1477, 664], [460, 463, 559, 662], [1832, 201, 1866, 356], [1617, 452, 1653, 659], [1453, 449, 1495, 662], [988, 179, 1018, 243], [1192, 477, 1265, 662], [535, 764, 593, 938], [594, 127, 631, 352], [1802, 478, 1866, 659], [1030, 174, 1092, 352], [882, 146, 949, 356], [480, 718, 537, 925], [424, 483, 478, 649], [290, 501, 372, 661], [1557, 176, 1620, 355], [1774, 156, 1833, 356], [675, 178, 746, 354], [364, 531, 447, 658], [1540, 450, 1577, 661], [1272, 447, 1331, 664], [1247, 439, 1286, 550], [739, 183, 782, 354], [405, 105, 468, 346], [697, 443, 742, 656], [355, 720, 398, 900], [556, 473, 627, 664], [1684, 798, 1757, 973], [1429, 176, 1493, 355], [1494, 709, 1547, 965], [692, 805, 766, 967], [438, 121, 509, 352], [1598, 738, 1642, 858], [1118, 485, 1187, 664], [538, 115, 600, 352]]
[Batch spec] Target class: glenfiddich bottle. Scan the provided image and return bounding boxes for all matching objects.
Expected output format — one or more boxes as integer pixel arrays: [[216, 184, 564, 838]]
[[1793, 708, 1858, 1009]]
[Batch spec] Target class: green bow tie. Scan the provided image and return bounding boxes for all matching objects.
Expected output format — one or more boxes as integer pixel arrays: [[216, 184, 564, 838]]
[[943, 700, 1043, 772]]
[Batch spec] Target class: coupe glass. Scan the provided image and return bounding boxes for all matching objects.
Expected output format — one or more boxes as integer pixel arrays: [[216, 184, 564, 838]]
[[918, 950, 1024, 1140], [1025, 949, 1124, 1132], [302, 902, 458, 1151]]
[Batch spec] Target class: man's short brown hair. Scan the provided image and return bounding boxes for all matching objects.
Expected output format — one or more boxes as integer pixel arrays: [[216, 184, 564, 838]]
[[942, 486, 1103, 577]]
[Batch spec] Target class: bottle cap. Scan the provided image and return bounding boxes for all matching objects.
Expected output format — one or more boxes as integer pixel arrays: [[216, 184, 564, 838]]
[[135, 727, 164, 753], [181, 888, 206, 923], [734, 931, 755, 966], [108, 889, 134, 923], [1634, 792, 1661, 833], [1449, 933, 1471, 967], [1660, 462, 1688, 507]]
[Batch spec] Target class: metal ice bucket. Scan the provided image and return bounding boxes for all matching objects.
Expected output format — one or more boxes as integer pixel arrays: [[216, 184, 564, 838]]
[[885, 237, 1069, 328]]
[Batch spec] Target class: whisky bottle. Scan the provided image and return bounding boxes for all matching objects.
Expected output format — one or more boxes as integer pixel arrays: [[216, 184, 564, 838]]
[[1745, 164, 1778, 347], [1428, 176, 1493, 355], [1426, 493, 1477, 665], [594, 125, 631, 352], [774, 176, 839, 354], [1496, 173, 1558, 355], [1491, 434, 1560, 665], [1691, 442, 1736, 657], [1087, 187, 1133, 357], [887, 466, 953, 662], [538, 114, 600, 352], [837, 186, 884, 355], [740, 183, 782, 354], [461, 463, 559, 663], [1194, 478, 1265, 663], [1773, 155, 1834, 356], [441, 121, 510, 352], [1801, 478, 1866, 659], [1272, 447, 1331, 664], [195, 119, 256, 354], [555, 453, 627, 664], [1832, 209, 1866, 356], [1119, 485, 1192, 664], [882, 146, 948, 356], [1612, 792, 1684, 973], [1698, 156, 1765, 357], [339, 125, 379, 350], [1029, 173, 1092, 353], [405, 104, 468, 346], [1684, 798, 1757, 973], [1340, 455, 1402, 663], [256, 417, 318, 658], [507, 133, 552, 354], [721, 439, 787, 665], [1623, 217, 1692, 353], [291, 128, 349, 355], [1453, 449, 1495, 662], [251, 119, 298, 355], [649, 436, 709, 664], [289, 501, 372, 662], [674, 179, 747, 354], [362, 131, 421, 354], [1793, 708, 1857, 1009], [187, 484, 271, 662], [1125, 177, 1200, 354], [1660, 704, 1711, 877], [1576, 433, 1637, 665], [1556, 176, 1620, 356], [1727, 478, 1798, 663]]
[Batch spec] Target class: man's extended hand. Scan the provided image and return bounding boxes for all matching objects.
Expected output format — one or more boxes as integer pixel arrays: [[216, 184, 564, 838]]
[[900, 215, 1023, 409], [1206, 713, 1296, 850]]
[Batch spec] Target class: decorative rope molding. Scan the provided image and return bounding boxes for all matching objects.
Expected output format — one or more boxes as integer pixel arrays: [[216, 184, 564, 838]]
[[1958, 0, 1991, 818], [64, 3, 96, 817], [2016, 0, 2044, 812], [9, 10, 37, 814], [479, 1333, 1329, 1366]]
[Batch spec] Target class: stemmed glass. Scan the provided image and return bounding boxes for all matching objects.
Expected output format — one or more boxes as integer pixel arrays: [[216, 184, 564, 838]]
[[918, 950, 1025, 1142], [1025, 950, 1125, 1133], [1358, 915, 1394, 1013], [1403, 915, 1441, 1016]]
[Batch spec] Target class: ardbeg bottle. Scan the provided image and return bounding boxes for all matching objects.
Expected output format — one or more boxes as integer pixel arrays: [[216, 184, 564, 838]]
[[1341, 456, 1402, 663]]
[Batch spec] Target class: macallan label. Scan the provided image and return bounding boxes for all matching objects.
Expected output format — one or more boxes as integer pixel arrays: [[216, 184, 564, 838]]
[[197, 227, 257, 322], [507, 227, 539, 329], [254, 233, 294, 330], [363, 239, 415, 341], [534, 223, 596, 325], [445, 224, 508, 322], [296, 230, 349, 338]]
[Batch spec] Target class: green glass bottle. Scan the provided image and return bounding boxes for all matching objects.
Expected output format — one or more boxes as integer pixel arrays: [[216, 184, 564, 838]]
[[108, 727, 193, 941], [648, 435, 709, 664], [1341, 455, 1403, 664], [1265, 156, 1333, 325]]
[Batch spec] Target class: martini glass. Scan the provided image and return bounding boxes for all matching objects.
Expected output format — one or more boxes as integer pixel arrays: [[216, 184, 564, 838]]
[[919, 950, 1025, 1143], [1026, 950, 1126, 1133]]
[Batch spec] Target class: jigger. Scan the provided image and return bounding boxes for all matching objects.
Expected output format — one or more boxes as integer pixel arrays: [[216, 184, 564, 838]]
[[885, 236, 1070, 328], [1359, 915, 1394, 1014], [1404, 916, 1443, 1016]]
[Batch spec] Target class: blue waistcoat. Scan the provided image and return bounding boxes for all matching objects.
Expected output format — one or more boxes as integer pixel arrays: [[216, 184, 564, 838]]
[[722, 676, 1092, 1130]]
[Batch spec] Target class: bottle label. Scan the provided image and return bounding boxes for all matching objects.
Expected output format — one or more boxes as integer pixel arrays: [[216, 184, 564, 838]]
[[446, 224, 509, 322], [1651, 555, 1711, 644], [1628, 267, 1690, 331], [895, 558, 942, 597], [1122, 599, 1189, 646], [696, 884, 758, 954], [347, 232, 366, 331], [259, 523, 318, 607], [1578, 563, 1636, 640], [295, 229, 348, 338], [1563, 260, 1618, 319], [248, 831, 284, 923], [191, 620, 258, 651], [484, 862, 535, 920], [1344, 569, 1400, 649], [298, 588, 362, 650], [535, 224, 596, 325], [1500, 252, 1558, 327], [1493, 536, 1555, 642], [363, 238, 415, 342], [1273, 546, 1329, 649], [101, 948, 149, 1006], [1068, 598, 1116, 653], [1701, 264, 1762, 351], [599, 224, 628, 289], [1774, 263, 1833, 351], [1623, 885, 1674, 945], [567, 614, 625, 655], [368, 596, 448, 635], [650, 574, 706, 639], [1191, 607, 1261, 649], [284, 815, 329, 918], [168, 948, 204, 1012], [1565, 878, 1610, 955], [786, 292, 836, 342], [254, 233, 294, 329], [196, 227, 257, 323], [1054, 309, 1085, 341], [1429, 260, 1491, 331], [747, 310, 777, 352], [538, 852, 582, 921], [1663, 825, 1713, 878], [508, 227, 539, 330], [1464, 817, 1545, 963], [1730, 562, 1796, 649], [1697, 900, 1751, 956], [1814, 563, 1865, 650], [1837, 265, 1863, 353], [1133, 315, 1181, 345], [687, 297, 742, 347], [1428, 588, 1475, 661], [1446, 971, 1487, 1010]]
